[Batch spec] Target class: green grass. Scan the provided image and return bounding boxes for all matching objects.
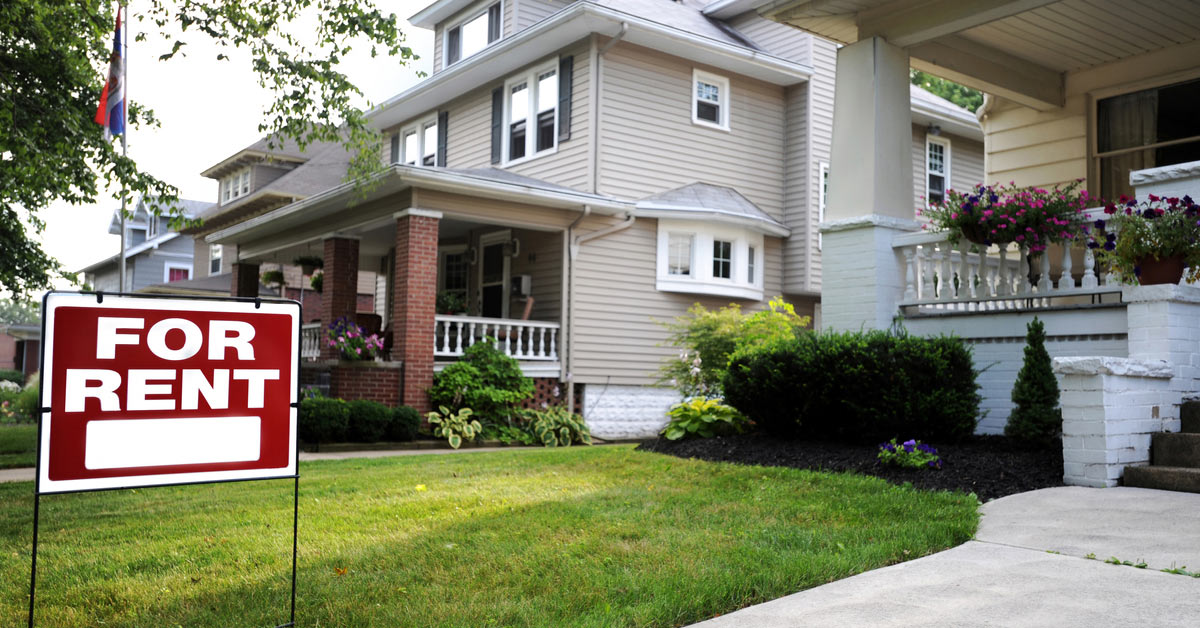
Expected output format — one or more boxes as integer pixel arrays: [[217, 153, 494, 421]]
[[0, 446, 978, 627], [0, 425, 35, 469]]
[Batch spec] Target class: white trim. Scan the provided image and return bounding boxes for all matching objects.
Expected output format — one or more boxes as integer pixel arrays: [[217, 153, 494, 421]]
[[925, 134, 951, 207], [655, 219, 763, 301], [210, 244, 223, 275], [818, 161, 829, 250], [442, 0, 502, 68], [222, 168, 252, 204], [478, 230, 513, 319], [396, 114, 440, 166], [162, 261, 192, 283], [502, 59, 560, 166], [394, 208, 445, 220], [692, 68, 731, 131], [635, 204, 790, 236]]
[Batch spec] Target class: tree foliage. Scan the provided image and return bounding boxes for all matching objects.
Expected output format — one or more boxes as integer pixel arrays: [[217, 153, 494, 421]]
[[0, 0, 417, 297], [910, 70, 984, 113]]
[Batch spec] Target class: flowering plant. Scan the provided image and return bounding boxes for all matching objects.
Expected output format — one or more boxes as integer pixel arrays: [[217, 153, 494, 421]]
[[877, 438, 943, 470], [1087, 194, 1200, 284], [326, 317, 384, 361], [921, 180, 1090, 251]]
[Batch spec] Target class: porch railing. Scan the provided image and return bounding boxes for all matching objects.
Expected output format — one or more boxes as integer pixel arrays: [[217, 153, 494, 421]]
[[893, 210, 1122, 313], [435, 315, 560, 361], [301, 323, 322, 361]]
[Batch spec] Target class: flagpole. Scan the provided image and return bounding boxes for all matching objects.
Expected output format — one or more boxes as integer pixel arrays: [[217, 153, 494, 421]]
[[117, 2, 128, 293]]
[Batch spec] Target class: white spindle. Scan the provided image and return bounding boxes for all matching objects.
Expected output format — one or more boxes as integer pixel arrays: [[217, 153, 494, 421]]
[[504, 325, 512, 354], [549, 329, 558, 359], [957, 240, 969, 301], [1018, 246, 1031, 296], [997, 245, 1010, 297], [1038, 251, 1052, 293], [919, 245, 934, 299], [903, 247, 917, 302], [1082, 248, 1098, 288], [1058, 245, 1076, 290], [537, 327, 547, 358]]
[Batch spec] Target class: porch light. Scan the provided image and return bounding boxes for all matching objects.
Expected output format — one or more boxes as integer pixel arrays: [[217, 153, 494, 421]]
[[927, 123, 942, 136]]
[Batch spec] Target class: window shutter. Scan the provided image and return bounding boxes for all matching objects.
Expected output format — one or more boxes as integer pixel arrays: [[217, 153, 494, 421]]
[[558, 56, 573, 143], [491, 87, 503, 164], [390, 133, 400, 164], [437, 110, 448, 167]]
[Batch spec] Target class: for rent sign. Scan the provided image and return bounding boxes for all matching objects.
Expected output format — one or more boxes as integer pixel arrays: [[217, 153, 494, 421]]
[[37, 293, 299, 493]]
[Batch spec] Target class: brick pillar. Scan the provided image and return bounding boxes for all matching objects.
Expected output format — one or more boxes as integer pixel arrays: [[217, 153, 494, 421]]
[[393, 209, 441, 413], [320, 237, 360, 359], [231, 262, 260, 298]]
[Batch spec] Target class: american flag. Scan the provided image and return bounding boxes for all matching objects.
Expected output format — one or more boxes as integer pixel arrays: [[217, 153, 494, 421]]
[[93, 7, 125, 139]]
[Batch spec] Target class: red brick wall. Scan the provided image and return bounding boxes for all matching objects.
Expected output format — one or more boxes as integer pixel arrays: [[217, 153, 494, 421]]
[[329, 363, 401, 406], [231, 262, 260, 298], [320, 237, 360, 359], [393, 214, 439, 413]]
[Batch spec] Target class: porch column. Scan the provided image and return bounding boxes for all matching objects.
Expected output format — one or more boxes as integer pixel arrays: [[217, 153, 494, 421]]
[[392, 209, 441, 413], [821, 36, 919, 331], [231, 262, 260, 298], [320, 236, 360, 359]]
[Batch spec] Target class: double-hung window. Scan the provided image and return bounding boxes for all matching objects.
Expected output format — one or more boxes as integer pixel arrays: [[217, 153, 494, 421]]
[[1095, 77, 1200, 200], [657, 221, 764, 300], [505, 63, 558, 163], [747, 245, 756, 283], [210, 244, 223, 275], [692, 69, 730, 131], [446, 3, 501, 67], [222, 168, 250, 203], [397, 115, 439, 167], [926, 136, 950, 206], [668, 234, 693, 276], [713, 240, 732, 279]]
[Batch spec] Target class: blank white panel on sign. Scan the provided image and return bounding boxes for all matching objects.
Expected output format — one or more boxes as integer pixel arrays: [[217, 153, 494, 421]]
[[85, 417, 262, 470]]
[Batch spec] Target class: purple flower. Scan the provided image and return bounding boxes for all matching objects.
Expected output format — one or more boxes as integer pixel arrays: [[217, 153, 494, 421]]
[[1094, 219, 1105, 230]]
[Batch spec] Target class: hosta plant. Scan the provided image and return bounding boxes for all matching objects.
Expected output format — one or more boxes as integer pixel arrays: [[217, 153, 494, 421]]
[[662, 397, 749, 440], [526, 406, 591, 447], [877, 438, 943, 470], [426, 406, 482, 449]]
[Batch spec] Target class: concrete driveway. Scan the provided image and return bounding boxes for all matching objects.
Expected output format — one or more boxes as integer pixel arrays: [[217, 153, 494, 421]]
[[690, 486, 1200, 628]]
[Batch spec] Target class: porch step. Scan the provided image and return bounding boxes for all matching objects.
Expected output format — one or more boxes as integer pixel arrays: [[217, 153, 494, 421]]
[[1182, 400, 1200, 434], [1151, 433, 1200, 468], [1123, 466, 1200, 494]]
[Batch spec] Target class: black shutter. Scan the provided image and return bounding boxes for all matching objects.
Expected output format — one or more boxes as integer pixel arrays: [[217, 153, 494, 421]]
[[437, 110, 448, 167], [389, 133, 400, 164], [558, 56, 573, 143], [488, 3, 501, 42], [491, 87, 503, 164]]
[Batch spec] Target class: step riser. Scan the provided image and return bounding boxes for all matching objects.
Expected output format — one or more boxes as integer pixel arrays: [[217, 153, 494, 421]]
[[1123, 466, 1200, 494], [1151, 433, 1200, 468], [1182, 400, 1200, 434]]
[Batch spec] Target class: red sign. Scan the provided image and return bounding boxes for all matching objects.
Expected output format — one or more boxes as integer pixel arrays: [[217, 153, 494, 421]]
[[38, 293, 299, 493]]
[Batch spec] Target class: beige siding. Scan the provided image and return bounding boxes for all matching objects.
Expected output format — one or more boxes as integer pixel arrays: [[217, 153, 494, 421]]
[[806, 37, 837, 292], [414, 189, 581, 231], [571, 216, 785, 385], [508, 228, 562, 322], [727, 11, 812, 66], [433, 25, 443, 74], [911, 127, 986, 211], [597, 42, 785, 222], [781, 82, 809, 293], [430, 0, 512, 76], [516, 0, 570, 31]]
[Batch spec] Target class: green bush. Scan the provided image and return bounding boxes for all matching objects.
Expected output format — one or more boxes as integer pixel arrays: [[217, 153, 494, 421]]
[[346, 400, 391, 442], [0, 369, 24, 385], [13, 374, 39, 424], [428, 339, 534, 422], [388, 405, 421, 442], [299, 397, 350, 444], [1006, 317, 1061, 446], [661, 398, 748, 440], [523, 406, 591, 447], [427, 406, 481, 449], [724, 330, 980, 444], [659, 297, 810, 398]]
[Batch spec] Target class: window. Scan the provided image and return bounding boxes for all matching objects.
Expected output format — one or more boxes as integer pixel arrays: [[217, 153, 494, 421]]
[[210, 244, 222, 275], [747, 245, 756, 283], [819, 162, 829, 250], [164, 263, 191, 283], [422, 121, 438, 166], [129, 227, 146, 247], [692, 70, 730, 130], [713, 240, 732, 279], [397, 115, 439, 167], [403, 131, 419, 165], [1096, 77, 1200, 200], [147, 214, 158, 238], [668, 234, 693, 276], [926, 136, 950, 206], [445, 2, 501, 66], [222, 168, 251, 203], [504, 63, 558, 164], [439, 245, 469, 308]]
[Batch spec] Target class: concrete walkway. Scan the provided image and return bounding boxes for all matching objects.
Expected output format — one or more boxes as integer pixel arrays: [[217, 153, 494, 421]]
[[690, 486, 1200, 628]]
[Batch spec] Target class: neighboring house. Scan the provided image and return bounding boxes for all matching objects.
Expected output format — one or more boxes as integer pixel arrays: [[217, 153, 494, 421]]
[[79, 196, 210, 293], [197, 0, 983, 437], [0, 324, 40, 380]]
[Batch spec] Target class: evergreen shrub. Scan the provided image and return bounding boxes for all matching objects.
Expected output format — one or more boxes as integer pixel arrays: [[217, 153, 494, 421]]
[[299, 397, 350, 444], [1005, 317, 1062, 445], [723, 330, 980, 443], [346, 399, 392, 442], [388, 405, 422, 442]]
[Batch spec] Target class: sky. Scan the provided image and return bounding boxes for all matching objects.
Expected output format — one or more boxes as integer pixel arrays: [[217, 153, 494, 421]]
[[38, 1, 435, 285]]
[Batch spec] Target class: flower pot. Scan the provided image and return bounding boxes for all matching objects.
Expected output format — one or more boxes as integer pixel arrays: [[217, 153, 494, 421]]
[[1136, 255, 1186, 285], [958, 222, 991, 245], [300, 264, 316, 276]]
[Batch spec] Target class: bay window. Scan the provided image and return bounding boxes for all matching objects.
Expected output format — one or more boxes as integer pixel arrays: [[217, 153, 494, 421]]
[[656, 220, 764, 300]]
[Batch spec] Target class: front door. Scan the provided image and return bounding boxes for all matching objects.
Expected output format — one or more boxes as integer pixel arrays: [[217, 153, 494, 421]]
[[478, 231, 510, 318]]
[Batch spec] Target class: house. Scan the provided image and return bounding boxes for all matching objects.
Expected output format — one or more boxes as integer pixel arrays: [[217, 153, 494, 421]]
[[197, 0, 983, 438], [0, 323, 40, 381], [79, 196, 210, 293], [749, 0, 1200, 487]]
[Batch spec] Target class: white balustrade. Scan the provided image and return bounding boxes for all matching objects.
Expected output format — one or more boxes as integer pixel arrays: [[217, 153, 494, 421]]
[[301, 323, 322, 361], [434, 315, 560, 361]]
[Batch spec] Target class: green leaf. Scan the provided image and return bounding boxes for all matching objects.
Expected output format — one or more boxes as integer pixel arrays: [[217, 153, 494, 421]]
[[448, 434, 462, 449]]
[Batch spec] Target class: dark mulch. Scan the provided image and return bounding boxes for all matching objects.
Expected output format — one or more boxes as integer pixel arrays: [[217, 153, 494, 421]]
[[638, 433, 1063, 502]]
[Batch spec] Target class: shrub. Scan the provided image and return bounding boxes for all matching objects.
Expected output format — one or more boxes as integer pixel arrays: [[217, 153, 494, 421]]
[[388, 405, 421, 442], [661, 398, 748, 440], [346, 399, 392, 442], [724, 330, 980, 444], [428, 339, 534, 422], [427, 406, 481, 449], [299, 397, 350, 444], [1006, 317, 1061, 445], [659, 297, 810, 398], [13, 374, 39, 424], [523, 406, 591, 447], [877, 439, 943, 470], [0, 369, 23, 385]]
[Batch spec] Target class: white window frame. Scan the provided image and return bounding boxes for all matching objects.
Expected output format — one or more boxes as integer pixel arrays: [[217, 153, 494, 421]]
[[502, 60, 559, 166], [163, 261, 192, 283], [443, 1, 502, 68], [222, 168, 251, 204], [667, 232, 695, 277], [712, 239, 733, 280], [818, 161, 829, 250], [925, 135, 950, 207], [692, 69, 730, 132], [210, 244, 223, 275], [656, 219, 763, 300], [398, 114, 439, 167]]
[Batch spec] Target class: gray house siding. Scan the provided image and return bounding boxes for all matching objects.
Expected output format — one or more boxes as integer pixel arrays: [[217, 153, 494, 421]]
[[515, 0, 570, 31], [432, 0, 513, 76], [910, 128, 986, 211]]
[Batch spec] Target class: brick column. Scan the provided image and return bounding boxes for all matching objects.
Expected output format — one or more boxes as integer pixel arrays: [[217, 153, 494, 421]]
[[393, 209, 441, 413], [231, 262, 260, 298], [320, 237, 360, 359]]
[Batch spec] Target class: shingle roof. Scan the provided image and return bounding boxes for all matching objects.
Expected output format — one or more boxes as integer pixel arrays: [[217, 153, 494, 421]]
[[640, 182, 779, 222], [443, 167, 578, 193], [138, 273, 280, 297], [589, 0, 760, 49]]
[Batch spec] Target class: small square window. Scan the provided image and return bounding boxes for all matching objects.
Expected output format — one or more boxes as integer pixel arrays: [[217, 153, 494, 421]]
[[668, 234, 692, 276], [693, 70, 729, 130], [713, 240, 732, 279]]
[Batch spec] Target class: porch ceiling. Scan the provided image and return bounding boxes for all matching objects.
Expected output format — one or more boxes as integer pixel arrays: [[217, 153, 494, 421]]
[[757, 0, 1200, 110]]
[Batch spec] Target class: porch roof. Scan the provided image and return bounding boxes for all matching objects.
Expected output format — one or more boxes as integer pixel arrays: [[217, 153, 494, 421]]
[[753, 0, 1200, 110]]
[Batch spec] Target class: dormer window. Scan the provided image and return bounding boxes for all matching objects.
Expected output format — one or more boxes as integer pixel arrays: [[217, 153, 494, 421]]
[[222, 168, 250, 203], [396, 115, 440, 167], [446, 2, 501, 66]]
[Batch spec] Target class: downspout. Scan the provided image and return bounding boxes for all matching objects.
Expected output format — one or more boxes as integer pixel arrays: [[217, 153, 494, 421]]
[[563, 205, 591, 413]]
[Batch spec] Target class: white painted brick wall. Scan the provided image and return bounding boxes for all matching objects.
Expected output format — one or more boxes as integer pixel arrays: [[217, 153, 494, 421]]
[[582, 384, 679, 440], [821, 216, 920, 332]]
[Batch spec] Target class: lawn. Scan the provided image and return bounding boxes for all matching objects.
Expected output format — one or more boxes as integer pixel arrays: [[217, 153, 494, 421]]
[[0, 425, 36, 469], [0, 446, 978, 627]]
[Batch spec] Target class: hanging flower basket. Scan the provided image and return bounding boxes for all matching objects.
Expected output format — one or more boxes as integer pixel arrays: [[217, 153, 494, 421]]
[[1089, 194, 1200, 285], [958, 222, 992, 245], [920, 180, 1089, 250]]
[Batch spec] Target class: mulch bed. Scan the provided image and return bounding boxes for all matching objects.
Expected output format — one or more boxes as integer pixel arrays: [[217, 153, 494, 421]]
[[638, 433, 1063, 502]]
